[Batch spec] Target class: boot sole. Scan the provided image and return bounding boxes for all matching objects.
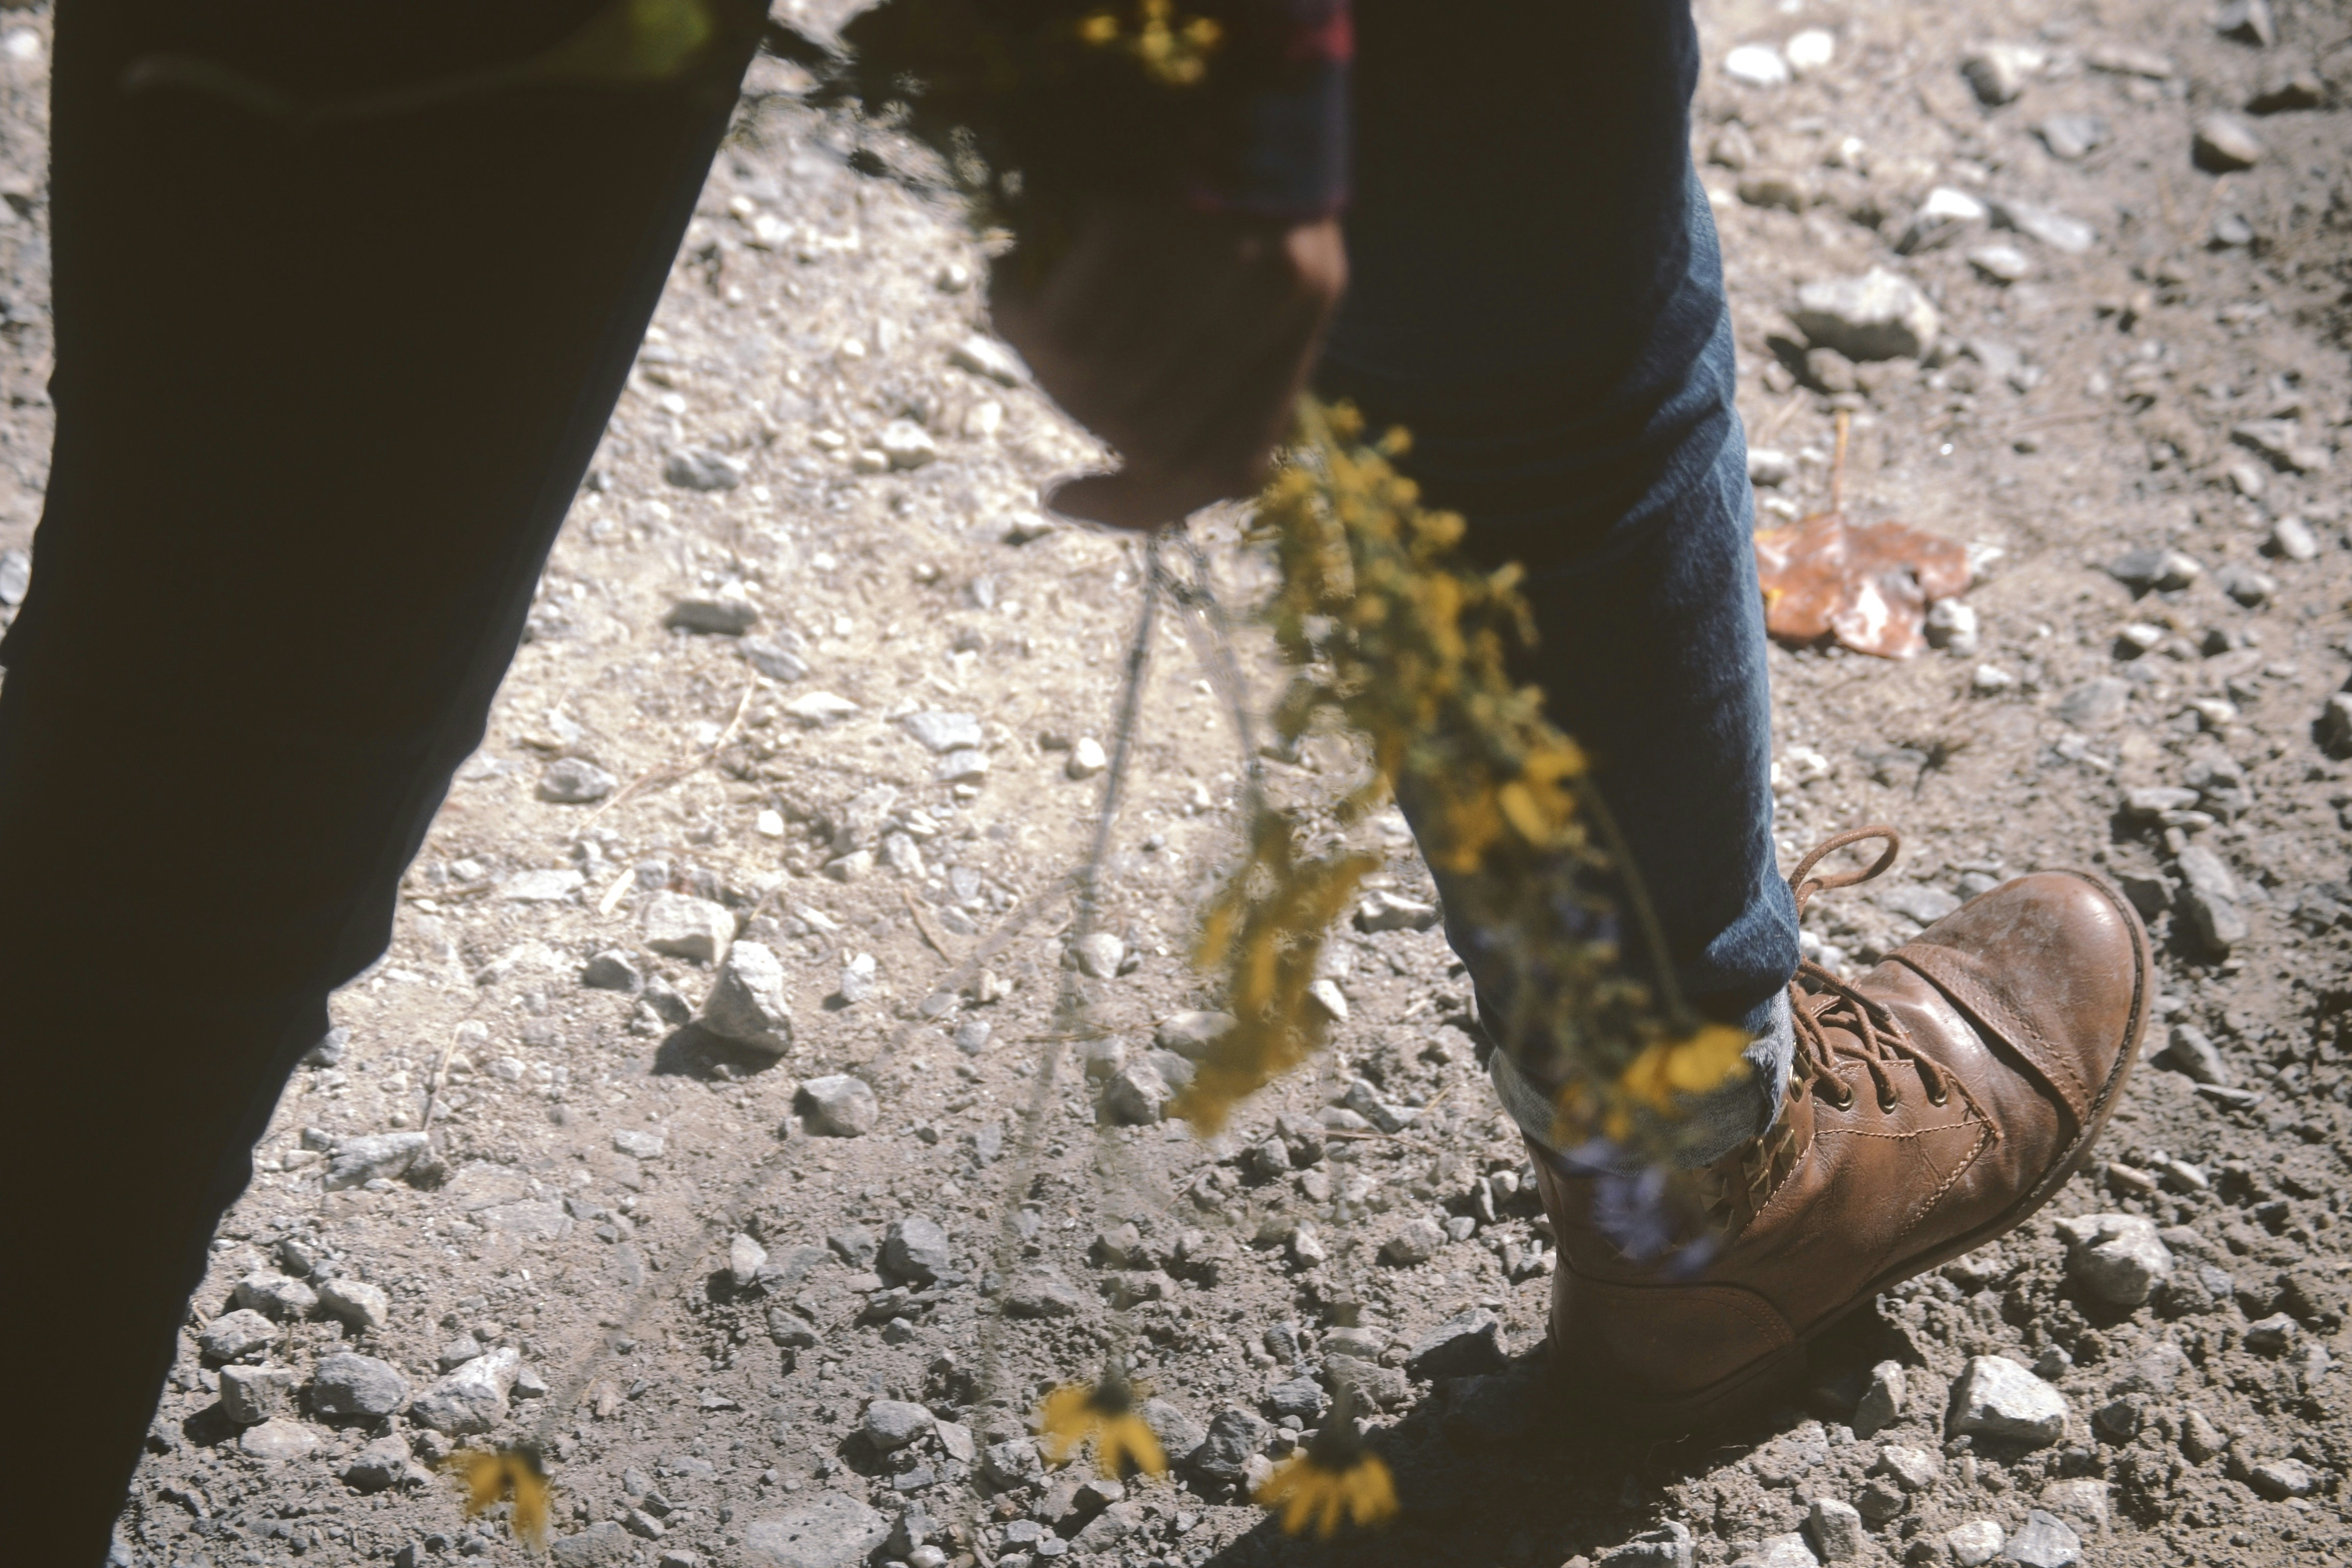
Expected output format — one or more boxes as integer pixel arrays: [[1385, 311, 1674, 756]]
[[1553, 868, 2157, 1434]]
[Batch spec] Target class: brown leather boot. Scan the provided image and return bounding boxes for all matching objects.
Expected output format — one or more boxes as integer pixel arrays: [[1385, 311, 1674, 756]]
[[1533, 827, 2154, 1429]]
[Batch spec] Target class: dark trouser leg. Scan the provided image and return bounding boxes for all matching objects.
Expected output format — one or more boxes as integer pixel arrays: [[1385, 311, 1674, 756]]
[[1327, 1, 1799, 1161], [0, 7, 757, 1557]]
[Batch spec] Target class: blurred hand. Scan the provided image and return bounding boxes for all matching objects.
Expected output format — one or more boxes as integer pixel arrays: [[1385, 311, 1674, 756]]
[[990, 203, 1346, 531]]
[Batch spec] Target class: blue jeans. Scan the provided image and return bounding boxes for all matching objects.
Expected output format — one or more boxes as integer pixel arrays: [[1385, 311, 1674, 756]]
[[1321, 0, 1800, 1165]]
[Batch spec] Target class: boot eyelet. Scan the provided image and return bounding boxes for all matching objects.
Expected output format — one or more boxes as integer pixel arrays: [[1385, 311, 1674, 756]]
[[1877, 1090, 1900, 1114], [1926, 1083, 1950, 1107]]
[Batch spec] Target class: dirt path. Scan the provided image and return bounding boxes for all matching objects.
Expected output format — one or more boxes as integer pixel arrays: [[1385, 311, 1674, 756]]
[[3, 3, 2345, 1567]]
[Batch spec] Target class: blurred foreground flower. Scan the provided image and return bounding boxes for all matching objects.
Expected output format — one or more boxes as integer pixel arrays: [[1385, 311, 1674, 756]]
[[443, 1446, 551, 1551], [1253, 1389, 1398, 1538], [1038, 1364, 1166, 1478]]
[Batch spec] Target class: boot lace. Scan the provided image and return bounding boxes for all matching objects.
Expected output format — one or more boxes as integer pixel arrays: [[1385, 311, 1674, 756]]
[[1785, 827, 1953, 1116]]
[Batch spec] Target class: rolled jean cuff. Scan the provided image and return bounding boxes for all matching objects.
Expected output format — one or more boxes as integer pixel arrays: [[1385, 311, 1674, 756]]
[[1489, 988, 1793, 1171]]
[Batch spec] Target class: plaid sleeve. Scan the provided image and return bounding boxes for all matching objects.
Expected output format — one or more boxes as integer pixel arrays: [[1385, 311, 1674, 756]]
[[1186, 0, 1352, 218]]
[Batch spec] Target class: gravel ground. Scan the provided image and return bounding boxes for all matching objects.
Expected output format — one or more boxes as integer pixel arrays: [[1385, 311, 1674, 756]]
[[3, 3, 2348, 1567]]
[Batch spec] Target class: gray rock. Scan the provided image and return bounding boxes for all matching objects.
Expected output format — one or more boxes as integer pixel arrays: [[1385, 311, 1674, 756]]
[[934, 746, 990, 783], [408, 1346, 520, 1434], [1405, 1309, 1508, 1378], [901, 711, 983, 753], [552, 1522, 634, 1568], [2193, 113, 2264, 172], [1733, 1534, 1820, 1568], [729, 1233, 768, 1291], [500, 868, 585, 902], [1807, 1498, 1865, 1563], [2105, 547, 2202, 593], [1949, 1355, 2068, 1446], [1382, 1217, 1447, 1266], [2054, 1213, 2173, 1307], [537, 758, 617, 803], [1876, 1443, 1941, 1490], [1139, 1397, 1206, 1460], [1344, 1077, 1416, 1134], [199, 1308, 282, 1363], [1003, 1273, 1084, 1318], [835, 951, 877, 1003], [218, 1363, 297, 1425], [310, 1352, 410, 1418], [1265, 1376, 1327, 1420], [981, 1437, 1044, 1487], [884, 1216, 951, 1284], [1155, 1010, 1237, 1058], [235, 1270, 319, 1320], [1356, 891, 1441, 933], [666, 590, 758, 635], [317, 1277, 391, 1334], [1184, 1409, 1268, 1486], [1989, 198, 2096, 255], [797, 1074, 878, 1137], [2174, 845, 2247, 954], [1070, 932, 1125, 979], [1945, 1520, 2004, 1567], [663, 448, 745, 491], [953, 1018, 992, 1055], [1853, 1360, 1905, 1437], [0, 546, 27, 605], [2268, 516, 2320, 562], [2231, 417, 2333, 474], [1961, 42, 2040, 105], [741, 636, 809, 682], [2054, 678, 2130, 729], [2036, 114, 2110, 160], [2248, 1457, 2317, 1499], [581, 949, 643, 993], [2215, 0, 2276, 45], [1099, 1060, 1173, 1125], [699, 940, 793, 1052], [342, 1434, 421, 1492], [1967, 243, 2033, 283], [1601, 1522, 1694, 1568], [2002, 1510, 2081, 1568], [877, 420, 938, 470], [1790, 268, 1939, 361], [611, 1129, 666, 1159], [827, 1226, 877, 1267], [950, 333, 1026, 386], [1881, 884, 1962, 926], [238, 1417, 320, 1462], [2037, 1478, 2110, 1534], [302, 1027, 351, 1067], [2248, 62, 2326, 113], [643, 892, 734, 962], [2243, 1312, 2299, 1354], [323, 1131, 430, 1190], [2321, 692, 2352, 760], [861, 1399, 935, 1452]]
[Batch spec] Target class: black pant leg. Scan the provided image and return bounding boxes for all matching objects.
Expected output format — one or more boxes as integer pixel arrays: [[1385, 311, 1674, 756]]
[[0, 7, 758, 1556]]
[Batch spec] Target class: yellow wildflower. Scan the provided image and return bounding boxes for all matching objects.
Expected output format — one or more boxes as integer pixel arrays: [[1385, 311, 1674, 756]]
[[1252, 1393, 1399, 1537], [443, 1446, 552, 1551], [1037, 1368, 1166, 1479]]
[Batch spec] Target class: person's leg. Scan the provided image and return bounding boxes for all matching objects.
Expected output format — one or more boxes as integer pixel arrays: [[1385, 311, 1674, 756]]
[[0, 5, 761, 1556], [1321, 0, 1798, 1164]]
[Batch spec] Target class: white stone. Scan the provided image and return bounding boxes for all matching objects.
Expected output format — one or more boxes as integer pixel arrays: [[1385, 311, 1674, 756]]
[[730, 1233, 769, 1291], [2053, 1212, 2173, 1307], [1791, 268, 1940, 361], [1723, 44, 1790, 88], [1156, 1011, 1236, 1057], [409, 1348, 520, 1435], [1805, 1498, 1865, 1563], [1099, 1060, 1174, 1125], [1784, 30, 1835, 73], [1961, 42, 2043, 106], [1852, 1360, 1905, 1436], [784, 690, 861, 725], [1066, 737, 1108, 779], [901, 710, 983, 753], [500, 868, 584, 903], [1945, 1520, 2005, 1568], [948, 333, 1025, 386], [643, 892, 734, 962], [1898, 186, 1987, 253], [699, 940, 794, 1052], [1071, 932, 1125, 978], [238, 1418, 321, 1462], [1949, 1355, 2068, 1446], [1925, 599, 1979, 655], [1356, 890, 1440, 933], [1876, 1443, 1941, 1490], [1307, 978, 1350, 1022], [1736, 1534, 1820, 1568], [878, 420, 939, 470], [611, 1128, 666, 1159], [317, 1277, 391, 1334]]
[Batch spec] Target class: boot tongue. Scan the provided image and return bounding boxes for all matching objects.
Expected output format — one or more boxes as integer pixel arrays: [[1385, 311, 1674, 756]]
[[1704, 1087, 1814, 1232]]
